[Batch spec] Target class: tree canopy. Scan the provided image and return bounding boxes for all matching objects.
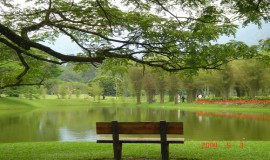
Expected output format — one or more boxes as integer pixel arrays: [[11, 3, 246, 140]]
[[0, 42, 61, 89], [0, 0, 269, 87]]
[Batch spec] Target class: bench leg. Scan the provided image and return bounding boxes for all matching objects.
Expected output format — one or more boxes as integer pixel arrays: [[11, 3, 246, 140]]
[[113, 142, 122, 160], [161, 143, 169, 160]]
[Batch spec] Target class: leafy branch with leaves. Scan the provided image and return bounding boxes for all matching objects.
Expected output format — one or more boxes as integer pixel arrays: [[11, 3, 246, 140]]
[[0, 0, 268, 88]]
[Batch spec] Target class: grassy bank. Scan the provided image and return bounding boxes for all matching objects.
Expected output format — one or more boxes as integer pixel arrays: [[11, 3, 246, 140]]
[[1, 96, 270, 113], [0, 141, 269, 160]]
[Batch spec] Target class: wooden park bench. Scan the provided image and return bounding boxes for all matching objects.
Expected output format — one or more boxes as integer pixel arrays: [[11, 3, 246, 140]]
[[96, 121, 184, 160]]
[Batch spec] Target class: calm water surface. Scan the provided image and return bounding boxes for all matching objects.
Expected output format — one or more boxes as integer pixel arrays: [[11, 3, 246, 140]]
[[1, 106, 270, 142]]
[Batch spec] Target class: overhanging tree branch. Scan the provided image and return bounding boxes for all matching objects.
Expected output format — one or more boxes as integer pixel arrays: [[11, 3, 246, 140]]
[[0, 0, 263, 74], [15, 51, 29, 82], [0, 81, 44, 89], [0, 37, 63, 64]]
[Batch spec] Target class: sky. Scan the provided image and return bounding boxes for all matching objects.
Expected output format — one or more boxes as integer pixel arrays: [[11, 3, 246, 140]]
[[217, 22, 270, 45], [47, 22, 270, 55]]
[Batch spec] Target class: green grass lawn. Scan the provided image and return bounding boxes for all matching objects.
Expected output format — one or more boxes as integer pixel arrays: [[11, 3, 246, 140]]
[[0, 141, 269, 160], [1, 96, 270, 113]]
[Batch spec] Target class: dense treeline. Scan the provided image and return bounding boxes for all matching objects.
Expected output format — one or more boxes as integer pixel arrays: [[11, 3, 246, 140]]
[[2, 57, 270, 103]]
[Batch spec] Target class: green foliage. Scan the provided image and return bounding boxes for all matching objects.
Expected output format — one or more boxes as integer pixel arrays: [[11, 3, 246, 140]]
[[2, 86, 41, 99], [55, 81, 88, 99], [59, 63, 96, 83], [39, 85, 47, 99], [57, 84, 68, 99], [193, 58, 270, 100], [0, 43, 62, 89], [2, 87, 21, 97], [22, 86, 40, 100], [142, 70, 158, 103], [0, 0, 265, 76], [89, 76, 122, 99], [88, 81, 103, 101], [99, 58, 129, 76], [221, 0, 270, 26], [127, 67, 144, 104], [259, 38, 270, 52]]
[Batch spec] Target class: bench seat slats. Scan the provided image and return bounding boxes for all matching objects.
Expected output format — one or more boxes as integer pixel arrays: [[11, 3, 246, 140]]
[[97, 138, 185, 144]]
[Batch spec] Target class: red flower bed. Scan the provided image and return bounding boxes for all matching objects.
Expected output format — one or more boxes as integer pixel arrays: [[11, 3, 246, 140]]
[[196, 99, 270, 104]]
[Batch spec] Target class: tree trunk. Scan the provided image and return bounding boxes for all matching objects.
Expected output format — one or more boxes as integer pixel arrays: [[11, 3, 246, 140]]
[[222, 87, 230, 99], [234, 83, 245, 97], [136, 92, 141, 104], [235, 86, 241, 97], [174, 93, 179, 104], [250, 87, 257, 99], [146, 92, 151, 104], [160, 92, 165, 104], [169, 92, 174, 102], [187, 89, 196, 103], [146, 91, 155, 104], [214, 90, 221, 97]]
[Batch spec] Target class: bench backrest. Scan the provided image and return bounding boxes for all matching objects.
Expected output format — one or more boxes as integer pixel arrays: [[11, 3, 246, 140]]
[[96, 121, 183, 134]]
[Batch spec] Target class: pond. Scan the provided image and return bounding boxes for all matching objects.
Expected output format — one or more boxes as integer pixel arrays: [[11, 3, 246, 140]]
[[1, 106, 270, 143]]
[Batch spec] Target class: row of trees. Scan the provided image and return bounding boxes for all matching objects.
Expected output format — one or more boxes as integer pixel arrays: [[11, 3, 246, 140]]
[[125, 58, 270, 104], [201, 59, 270, 99], [3, 57, 270, 104]]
